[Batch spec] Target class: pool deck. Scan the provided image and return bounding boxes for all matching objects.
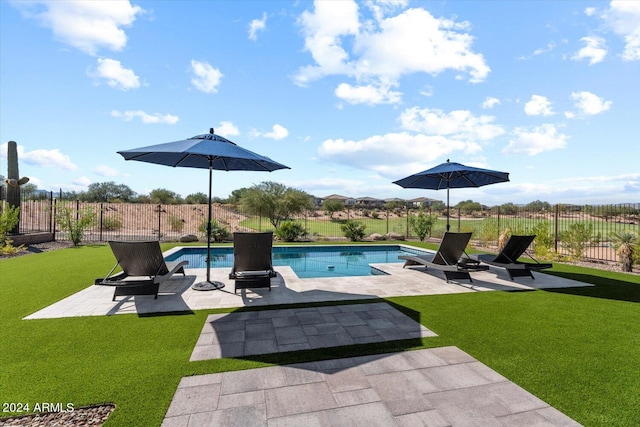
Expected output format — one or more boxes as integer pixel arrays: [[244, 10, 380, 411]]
[[24, 262, 589, 319]]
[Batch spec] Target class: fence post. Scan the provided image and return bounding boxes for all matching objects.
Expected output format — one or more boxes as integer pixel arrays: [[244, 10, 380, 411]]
[[497, 206, 501, 245], [157, 204, 162, 240], [457, 208, 461, 232], [405, 205, 409, 239], [48, 191, 53, 233], [386, 207, 389, 235], [99, 203, 104, 241], [554, 204, 559, 253]]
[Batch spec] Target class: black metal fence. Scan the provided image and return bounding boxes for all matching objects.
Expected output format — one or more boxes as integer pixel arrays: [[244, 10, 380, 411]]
[[2, 190, 638, 264]]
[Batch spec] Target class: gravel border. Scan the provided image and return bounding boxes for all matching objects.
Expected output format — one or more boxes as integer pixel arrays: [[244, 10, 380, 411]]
[[0, 404, 114, 426]]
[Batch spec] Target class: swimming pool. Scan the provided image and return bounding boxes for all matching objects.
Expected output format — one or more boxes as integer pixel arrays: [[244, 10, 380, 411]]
[[165, 245, 432, 278]]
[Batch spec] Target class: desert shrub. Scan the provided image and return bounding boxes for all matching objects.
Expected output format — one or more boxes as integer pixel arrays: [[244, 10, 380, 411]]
[[610, 231, 638, 272], [101, 216, 122, 231], [371, 210, 380, 219], [0, 205, 20, 246], [168, 215, 184, 232], [561, 222, 599, 261], [198, 219, 229, 242], [56, 206, 95, 246], [530, 221, 555, 258], [408, 211, 437, 241], [341, 220, 366, 241], [275, 220, 307, 242]]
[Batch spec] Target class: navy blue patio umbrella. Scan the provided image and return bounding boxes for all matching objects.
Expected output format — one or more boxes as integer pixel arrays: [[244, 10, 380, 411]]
[[393, 160, 509, 231], [118, 128, 290, 290]]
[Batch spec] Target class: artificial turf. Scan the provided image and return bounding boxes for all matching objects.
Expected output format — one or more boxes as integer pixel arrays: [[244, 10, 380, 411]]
[[1, 244, 638, 426]]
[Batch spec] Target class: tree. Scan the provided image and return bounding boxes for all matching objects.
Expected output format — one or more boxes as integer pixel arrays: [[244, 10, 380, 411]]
[[341, 220, 366, 241], [322, 199, 344, 219], [499, 202, 519, 215], [149, 188, 182, 204], [525, 200, 551, 212], [456, 200, 482, 215], [228, 187, 250, 204], [81, 182, 136, 202], [185, 192, 209, 204], [240, 181, 314, 228]]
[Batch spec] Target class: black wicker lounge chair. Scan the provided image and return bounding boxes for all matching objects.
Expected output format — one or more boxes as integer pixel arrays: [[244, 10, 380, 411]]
[[229, 232, 276, 294], [95, 241, 188, 300], [399, 232, 488, 283], [471, 235, 553, 280]]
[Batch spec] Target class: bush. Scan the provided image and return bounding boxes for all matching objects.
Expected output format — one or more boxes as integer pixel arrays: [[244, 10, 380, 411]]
[[409, 211, 437, 241], [561, 222, 599, 261], [169, 215, 184, 232], [101, 216, 122, 231], [341, 220, 366, 241], [275, 220, 307, 242], [0, 206, 20, 246], [55, 206, 95, 246], [198, 219, 229, 242]]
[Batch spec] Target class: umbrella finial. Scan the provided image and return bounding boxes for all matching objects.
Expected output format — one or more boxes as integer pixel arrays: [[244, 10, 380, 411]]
[[210, 128, 214, 134], [447, 159, 450, 163]]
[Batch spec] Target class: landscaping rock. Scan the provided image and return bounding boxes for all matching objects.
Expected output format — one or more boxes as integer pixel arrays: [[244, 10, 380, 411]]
[[386, 232, 405, 241], [369, 233, 385, 241], [179, 234, 199, 243]]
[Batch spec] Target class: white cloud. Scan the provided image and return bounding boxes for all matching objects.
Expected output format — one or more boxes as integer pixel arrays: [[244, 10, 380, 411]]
[[482, 97, 500, 109], [248, 12, 267, 41], [12, 0, 144, 55], [334, 82, 402, 105], [216, 121, 240, 138], [111, 110, 179, 124], [519, 42, 557, 60], [317, 131, 481, 178], [95, 165, 120, 177], [73, 176, 93, 187], [602, 0, 640, 61], [570, 91, 612, 115], [256, 124, 289, 140], [503, 124, 568, 155], [572, 36, 607, 64], [399, 107, 505, 141], [295, 1, 490, 100], [524, 95, 554, 116], [190, 60, 223, 94], [90, 58, 140, 90], [0, 142, 78, 170]]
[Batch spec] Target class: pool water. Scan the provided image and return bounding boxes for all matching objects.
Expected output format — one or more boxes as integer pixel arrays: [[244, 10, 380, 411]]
[[165, 245, 431, 278]]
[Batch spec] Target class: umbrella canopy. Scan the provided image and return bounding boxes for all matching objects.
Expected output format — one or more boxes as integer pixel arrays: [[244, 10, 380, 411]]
[[393, 159, 509, 231], [118, 128, 290, 290]]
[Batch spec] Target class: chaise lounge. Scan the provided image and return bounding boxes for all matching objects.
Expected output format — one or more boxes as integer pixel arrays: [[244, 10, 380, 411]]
[[95, 240, 188, 300], [229, 232, 277, 294], [399, 232, 488, 283], [471, 235, 553, 280]]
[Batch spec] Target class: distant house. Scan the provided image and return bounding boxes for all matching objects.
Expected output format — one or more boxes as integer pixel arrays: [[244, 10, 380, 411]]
[[322, 194, 356, 206], [356, 197, 385, 208], [408, 197, 440, 208]]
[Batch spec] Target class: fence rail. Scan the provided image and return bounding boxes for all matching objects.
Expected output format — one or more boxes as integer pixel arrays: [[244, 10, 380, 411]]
[[3, 192, 639, 265]]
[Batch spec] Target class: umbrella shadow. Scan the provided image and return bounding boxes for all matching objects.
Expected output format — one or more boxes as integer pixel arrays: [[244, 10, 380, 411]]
[[191, 273, 437, 369], [542, 271, 640, 303]]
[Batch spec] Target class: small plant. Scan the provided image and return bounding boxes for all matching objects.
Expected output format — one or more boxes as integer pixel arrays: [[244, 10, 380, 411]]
[[341, 220, 366, 241], [101, 216, 123, 231], [408, 210, 437, 241], [610, 232, 638, 272], [0, 237, 25, 256], [0, 205, 20, 246], [168, 215, 184, 232], [56, 206, 95, 246], [198, 219, 229, 242], [371, 210, 379, 219], [275, 220, 307, 242], [561, 222, 599, 261], [530, 221, 555, 259]]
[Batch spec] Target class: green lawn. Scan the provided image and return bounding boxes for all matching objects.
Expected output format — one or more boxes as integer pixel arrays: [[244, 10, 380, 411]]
[[1, 244, 639, 426]]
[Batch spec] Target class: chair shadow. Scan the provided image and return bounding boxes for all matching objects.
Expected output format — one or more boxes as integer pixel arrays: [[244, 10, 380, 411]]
[[542, 271, 640, 303]]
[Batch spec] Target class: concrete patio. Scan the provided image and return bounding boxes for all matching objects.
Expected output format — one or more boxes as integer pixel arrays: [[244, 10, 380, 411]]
[[25, 262, 590, 319]]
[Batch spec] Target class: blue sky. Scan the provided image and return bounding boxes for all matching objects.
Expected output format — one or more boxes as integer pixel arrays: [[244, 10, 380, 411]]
[[1, 0, 639, 206]]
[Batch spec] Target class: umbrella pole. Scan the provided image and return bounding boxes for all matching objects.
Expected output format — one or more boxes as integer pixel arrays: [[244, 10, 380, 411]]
[[192, 162, 225, 290], [446, 187, 450, 232]]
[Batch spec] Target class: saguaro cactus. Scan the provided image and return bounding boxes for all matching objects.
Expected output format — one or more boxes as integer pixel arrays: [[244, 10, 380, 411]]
[[5, 141, 29, 234]]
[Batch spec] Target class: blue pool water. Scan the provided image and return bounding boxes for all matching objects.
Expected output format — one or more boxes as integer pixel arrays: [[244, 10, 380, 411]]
[[166, 245, 431, 278]]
